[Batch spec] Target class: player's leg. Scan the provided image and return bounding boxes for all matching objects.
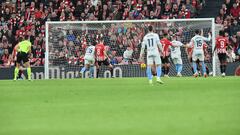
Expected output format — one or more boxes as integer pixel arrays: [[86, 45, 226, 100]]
[[196, 59, 201, 76], [165, 57, 170, 77], [14, 53, 21, 80], [80, 59, 89, 73], [176, 58, 183, 77], [96, 61, 101, 78], [199, 54, 207, 77], [105, 59, 114, 77], [17, 67, 23, 80], [89, 59, 95, 78], [222, 53, 227, 76], [172, 58, 178, 75], [23, 52, 31, 80], [147, 57, 154, 84], [155, 56, 163, 84], [218, 54, 223, 74], [14, 63, 20, 80], [23, 61, 31, 80], [161, 57, 165, 75], [192, 54, 198, 77]]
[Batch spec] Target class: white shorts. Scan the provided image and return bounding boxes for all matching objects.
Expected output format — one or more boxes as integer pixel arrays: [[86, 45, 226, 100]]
[[172, 57, 182, 65], [192, 53, 204, 62], [147, 55, 162, 65], [84, 56, 95, 65]]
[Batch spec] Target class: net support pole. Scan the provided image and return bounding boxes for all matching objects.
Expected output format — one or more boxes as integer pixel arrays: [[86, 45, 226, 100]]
[[45, 22, 49, 79], [211, 18, 216, 77]]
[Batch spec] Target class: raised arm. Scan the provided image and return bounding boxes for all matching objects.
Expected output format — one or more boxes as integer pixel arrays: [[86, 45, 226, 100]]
[[202, 33, 211, 42]]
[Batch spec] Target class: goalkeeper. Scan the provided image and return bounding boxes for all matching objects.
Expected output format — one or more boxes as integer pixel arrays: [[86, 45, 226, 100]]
[[12, 36, 32, 81]]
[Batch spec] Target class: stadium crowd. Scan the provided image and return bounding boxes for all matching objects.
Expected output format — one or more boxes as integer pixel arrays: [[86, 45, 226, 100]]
[[216, 0, 240, 62], [0, 0, 239, 68]]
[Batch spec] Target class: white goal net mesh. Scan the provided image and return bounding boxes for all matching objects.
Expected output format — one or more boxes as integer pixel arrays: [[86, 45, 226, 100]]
[[45, 19, 215, 79]]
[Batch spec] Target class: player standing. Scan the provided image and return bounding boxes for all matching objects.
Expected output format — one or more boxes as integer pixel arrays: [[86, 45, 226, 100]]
[[139, 25, 163, 85], [160, 33, 172, 77], [214, 30, 229, 77], [95, 38, 113, 78], [80, 44, 95, 78], [12, 36, 32, 81], [170, 34, 186, 77], [190, 29, 211, 77]]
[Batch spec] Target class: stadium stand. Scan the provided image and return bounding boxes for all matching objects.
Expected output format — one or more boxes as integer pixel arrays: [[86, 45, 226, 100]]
[[215, 0, 240, 62], [0, 0, 239, 68]]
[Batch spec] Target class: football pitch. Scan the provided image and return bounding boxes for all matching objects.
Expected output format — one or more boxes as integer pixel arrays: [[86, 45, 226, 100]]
[[0, 77, 240, 135]]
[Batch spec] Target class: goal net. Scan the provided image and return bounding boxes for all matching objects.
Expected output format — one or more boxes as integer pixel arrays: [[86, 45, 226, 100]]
[[45, 19, 217, 79]]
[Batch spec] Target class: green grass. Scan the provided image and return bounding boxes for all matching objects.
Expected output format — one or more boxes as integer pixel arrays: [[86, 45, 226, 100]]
[[0, 77, 240, 135]]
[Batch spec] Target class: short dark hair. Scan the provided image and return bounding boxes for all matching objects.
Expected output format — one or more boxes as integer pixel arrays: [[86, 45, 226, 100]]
[[148, 25, 153, 32], [18, 37, 24, 42], [163, 33, 168, 37], [195, 29, 200, 34], [99, 37, 104, 43], [219, 30, 224, 36]]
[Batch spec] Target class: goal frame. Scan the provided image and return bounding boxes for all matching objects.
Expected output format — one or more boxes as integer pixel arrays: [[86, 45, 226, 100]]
[[45, 18, 216, 79]]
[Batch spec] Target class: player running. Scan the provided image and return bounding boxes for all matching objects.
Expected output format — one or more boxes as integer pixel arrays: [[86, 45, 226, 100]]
[[214, 30, 229, 77], [170, 34, 186, 77], [80, 43, 95, 78], [189, 29, 211, 77], [12, 36, 32, 81], [160, 33, 172, 77], [95, 38, 113, 78], [139, 25, 163, 85]]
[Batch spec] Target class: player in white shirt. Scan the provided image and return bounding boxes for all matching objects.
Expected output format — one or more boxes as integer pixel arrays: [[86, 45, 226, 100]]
[[80, 44, 95, 78], [189, 29, 211, 77], [170, 34, 186, 77], [139, 25, 163, 85]]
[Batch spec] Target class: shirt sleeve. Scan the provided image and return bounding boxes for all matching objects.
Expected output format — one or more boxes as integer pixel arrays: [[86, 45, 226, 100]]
[[201, 35, 211, 42]]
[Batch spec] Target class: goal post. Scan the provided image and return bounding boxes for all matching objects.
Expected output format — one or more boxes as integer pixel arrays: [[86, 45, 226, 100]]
[[45, 18, 217, 79]]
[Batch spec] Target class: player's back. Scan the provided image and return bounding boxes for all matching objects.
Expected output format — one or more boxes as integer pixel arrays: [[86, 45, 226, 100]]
[[191, 35, 210, 54], [216, 36, 228, 53], [85, 45, 95, 57], [161, 37, 172, 56], [19, 40, 31, 53], [142, 32, 161, 57], [95, 43, 105, 61]]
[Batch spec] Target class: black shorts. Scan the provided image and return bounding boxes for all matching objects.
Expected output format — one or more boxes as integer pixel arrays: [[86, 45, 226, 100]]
[[16, 52, 29, 63], [161, 56, 170, 64], [218, 53, 227, 62], [97, 59, 110, 66]]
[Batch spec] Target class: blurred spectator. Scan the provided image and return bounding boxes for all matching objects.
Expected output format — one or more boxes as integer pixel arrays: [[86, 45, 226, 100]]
[[123, 47, 133, 64]]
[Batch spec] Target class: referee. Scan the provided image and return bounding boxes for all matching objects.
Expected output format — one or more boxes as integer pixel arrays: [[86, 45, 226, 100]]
[[13, 36, 32, 81]]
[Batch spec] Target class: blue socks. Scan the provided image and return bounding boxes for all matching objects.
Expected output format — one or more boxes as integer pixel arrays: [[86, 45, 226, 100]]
[[192, 61, 206, 74], [176, 64, 182, 74], [80, 67, 86, 73], [146, 66, 153, 80], [192, 62, 197, 74], [156, 65, 162, 78], [201, 62, 206, 74], [89, 66, 94, 78]]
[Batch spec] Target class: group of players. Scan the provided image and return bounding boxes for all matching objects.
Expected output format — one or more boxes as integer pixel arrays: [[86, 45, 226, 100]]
[[139, 25, 228, 84], [12, 26, 229, 82]]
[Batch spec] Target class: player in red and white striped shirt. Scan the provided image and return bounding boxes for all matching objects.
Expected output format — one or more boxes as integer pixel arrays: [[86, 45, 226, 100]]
[[95, 38, 113, 78], [160, 33, 172, 77], [214, 30, 229, 77]]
